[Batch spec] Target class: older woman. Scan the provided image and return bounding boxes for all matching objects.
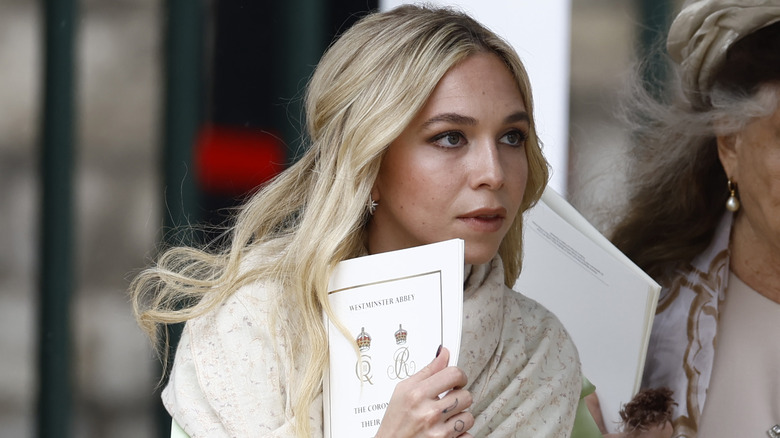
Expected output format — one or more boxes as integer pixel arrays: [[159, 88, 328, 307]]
[[610, 1, 780, 436], [132, 5, 583, 437]]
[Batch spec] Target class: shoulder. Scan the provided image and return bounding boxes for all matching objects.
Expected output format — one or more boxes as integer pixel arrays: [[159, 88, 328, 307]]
[[474, 287, 581, 435], [187, 278, 280, 346], [163, 280, 293, 436], [503, 287, 572, 338], [500, 287, 581, 383], [499, 285, 580, 370], [503, 286, 545, 313]]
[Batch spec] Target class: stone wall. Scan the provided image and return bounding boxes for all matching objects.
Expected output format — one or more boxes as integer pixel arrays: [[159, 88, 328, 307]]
[[0, 1, 160, 436]]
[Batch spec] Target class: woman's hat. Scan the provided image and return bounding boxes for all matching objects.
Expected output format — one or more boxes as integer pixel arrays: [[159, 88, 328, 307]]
[[667, 0, 780, 107]]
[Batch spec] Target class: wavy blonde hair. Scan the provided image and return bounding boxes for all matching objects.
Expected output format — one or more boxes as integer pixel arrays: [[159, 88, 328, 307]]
[[131, 4, 548, 436]]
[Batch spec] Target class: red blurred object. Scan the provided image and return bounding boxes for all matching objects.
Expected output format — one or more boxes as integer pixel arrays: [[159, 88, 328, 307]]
[[195, 125, 287, 196]]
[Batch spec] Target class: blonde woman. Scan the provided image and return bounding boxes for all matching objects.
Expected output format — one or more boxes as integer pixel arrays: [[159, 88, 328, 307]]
[[132, 5, 583, 437]]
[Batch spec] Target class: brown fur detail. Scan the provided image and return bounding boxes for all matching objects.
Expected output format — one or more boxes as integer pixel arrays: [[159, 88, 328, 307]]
[[620, 387, 677, 433]]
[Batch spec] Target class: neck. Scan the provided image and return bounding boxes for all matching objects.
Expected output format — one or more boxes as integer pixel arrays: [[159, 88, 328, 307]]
[[730, 214, 780, 304]]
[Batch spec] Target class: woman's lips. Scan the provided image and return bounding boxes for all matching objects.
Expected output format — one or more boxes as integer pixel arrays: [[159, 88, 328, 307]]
[[458, 208, 506, 232]]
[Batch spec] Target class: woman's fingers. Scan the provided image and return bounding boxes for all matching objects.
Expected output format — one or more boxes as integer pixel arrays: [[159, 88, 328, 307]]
[[375, 346, 473, 438], [444, 410, 475, 438], [404, 346, 450, 385], [396, 347, 468, 399], [437, 388, 473, 421]]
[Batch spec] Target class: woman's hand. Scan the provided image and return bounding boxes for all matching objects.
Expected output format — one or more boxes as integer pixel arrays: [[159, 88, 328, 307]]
[[375, 347, 474, 438]]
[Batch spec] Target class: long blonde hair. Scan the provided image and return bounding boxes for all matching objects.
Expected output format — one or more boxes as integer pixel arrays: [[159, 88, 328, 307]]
[[131, 4, 548, 436]]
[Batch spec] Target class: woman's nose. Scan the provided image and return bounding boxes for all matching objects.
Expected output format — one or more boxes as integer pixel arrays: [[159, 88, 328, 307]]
[[470, 140, 505, 190]]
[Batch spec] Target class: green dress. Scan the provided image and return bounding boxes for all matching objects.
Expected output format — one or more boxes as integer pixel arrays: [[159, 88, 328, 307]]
[[571, 376, 604, 438], [171, 419, 188, 438]]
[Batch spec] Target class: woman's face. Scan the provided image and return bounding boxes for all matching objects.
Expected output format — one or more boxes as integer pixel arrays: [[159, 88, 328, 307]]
[[718, 95, 780, 259], [368, 52, 529, 265]]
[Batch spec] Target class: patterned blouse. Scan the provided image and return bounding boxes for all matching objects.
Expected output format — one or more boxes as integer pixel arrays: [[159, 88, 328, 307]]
[[641, 213, 733, 437]]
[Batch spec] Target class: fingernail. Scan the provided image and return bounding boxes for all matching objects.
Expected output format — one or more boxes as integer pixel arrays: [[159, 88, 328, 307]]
[[436, 345, 442, 357]]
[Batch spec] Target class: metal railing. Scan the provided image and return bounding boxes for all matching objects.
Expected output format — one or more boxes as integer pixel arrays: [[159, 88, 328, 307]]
[[38, 1, 76, 436]]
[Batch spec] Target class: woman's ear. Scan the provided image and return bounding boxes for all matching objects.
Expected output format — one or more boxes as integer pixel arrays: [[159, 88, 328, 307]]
[[716, 133, 739, 180]]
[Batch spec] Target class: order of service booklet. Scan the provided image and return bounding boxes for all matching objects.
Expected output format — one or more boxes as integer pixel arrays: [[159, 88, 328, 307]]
[[514, 187, 661, 433], [323, 239, 465, 438]]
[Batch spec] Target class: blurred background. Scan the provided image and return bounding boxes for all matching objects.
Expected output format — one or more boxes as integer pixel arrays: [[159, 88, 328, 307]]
[[0, 0, 679, 436]]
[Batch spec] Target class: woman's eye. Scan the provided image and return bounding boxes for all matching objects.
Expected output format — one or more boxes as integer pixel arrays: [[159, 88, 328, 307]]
[[500, 130, 527, 147], [432, 132, 466, 148]]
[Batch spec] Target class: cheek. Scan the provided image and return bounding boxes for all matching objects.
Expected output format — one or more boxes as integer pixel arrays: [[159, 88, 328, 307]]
[[735, 145, 780, 235], [377, 160, 434, 208], [739, 144, 780, 196], [377, 143, 442, 199], [397, 158, 453, 200], [508, 155, 530, 202]]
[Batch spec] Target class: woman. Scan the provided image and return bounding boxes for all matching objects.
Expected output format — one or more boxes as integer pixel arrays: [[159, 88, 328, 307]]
[[610, 1, 780, 436], [132, 5, 583, 437]]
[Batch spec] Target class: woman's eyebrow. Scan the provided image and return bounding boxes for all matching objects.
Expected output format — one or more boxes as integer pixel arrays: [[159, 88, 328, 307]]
[[505, 111, 530, 124], [421, 113, 477, 129], [421, 111, 529, 130]]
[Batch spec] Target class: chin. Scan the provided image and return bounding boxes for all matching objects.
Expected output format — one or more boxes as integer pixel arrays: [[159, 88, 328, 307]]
[[464, 249, 498, 266]]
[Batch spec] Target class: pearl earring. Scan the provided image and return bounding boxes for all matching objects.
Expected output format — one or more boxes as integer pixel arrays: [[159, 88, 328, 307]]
[[726, 179, 740, 212]]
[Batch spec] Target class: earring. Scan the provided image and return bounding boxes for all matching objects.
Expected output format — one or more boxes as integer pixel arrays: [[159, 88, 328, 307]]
[[368, 195, 378, 215], [726, 179, 740, 212]]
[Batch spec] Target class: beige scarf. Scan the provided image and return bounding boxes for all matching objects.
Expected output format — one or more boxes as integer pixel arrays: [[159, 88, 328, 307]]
[[460, 256, 581, 437], [164, 255, 581, 437]]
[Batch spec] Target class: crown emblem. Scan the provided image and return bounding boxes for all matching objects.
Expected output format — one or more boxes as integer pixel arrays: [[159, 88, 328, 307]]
[[356, 327, 372, 352], [394, 324, 407, 345]]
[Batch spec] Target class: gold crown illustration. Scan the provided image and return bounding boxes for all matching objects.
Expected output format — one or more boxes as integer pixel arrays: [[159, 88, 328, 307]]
[[356, 327, 371, 352], [394, 324, 407, 345]]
